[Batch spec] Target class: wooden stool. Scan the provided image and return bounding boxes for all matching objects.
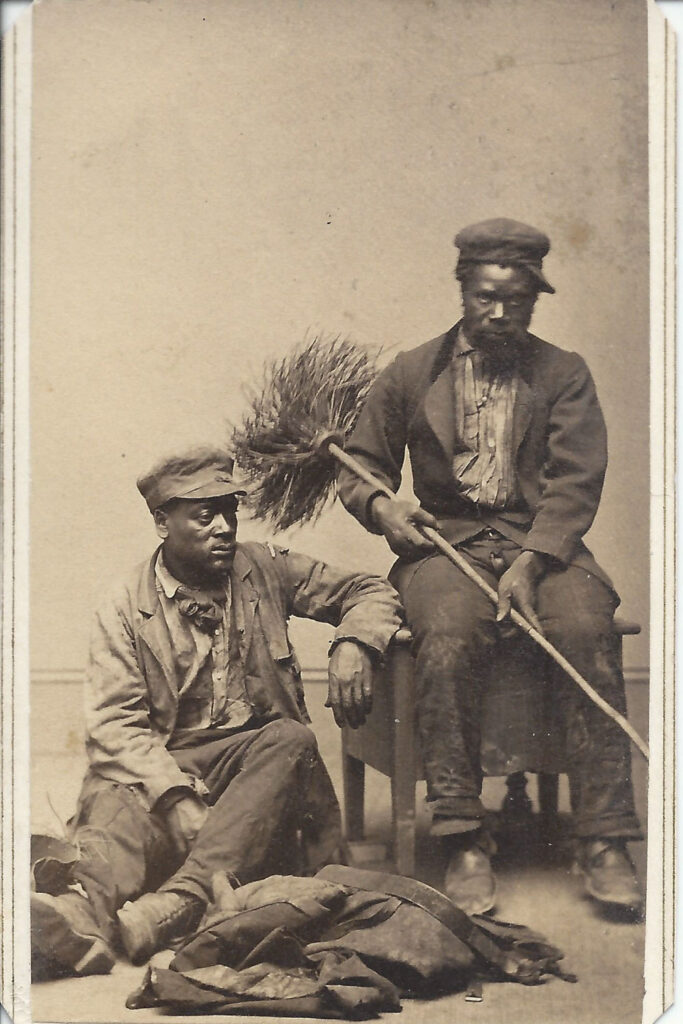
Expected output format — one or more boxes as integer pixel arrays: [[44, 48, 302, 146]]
[[341, 617, 640, 875]]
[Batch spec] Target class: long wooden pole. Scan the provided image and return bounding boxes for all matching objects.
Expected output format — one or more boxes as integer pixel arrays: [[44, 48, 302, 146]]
[[328, 441, 649, 762]]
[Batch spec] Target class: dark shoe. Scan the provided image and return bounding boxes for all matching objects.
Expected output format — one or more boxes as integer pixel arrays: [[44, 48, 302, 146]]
[[573, 838, 643, 910], [117, 891, 204, 965], [31, 891, 114, 976], [444, 830, 497, 915]]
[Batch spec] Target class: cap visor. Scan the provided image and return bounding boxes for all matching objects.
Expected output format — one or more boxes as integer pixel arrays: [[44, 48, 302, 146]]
[[527, 266, 555, 294], [179, 482, 247, 499]]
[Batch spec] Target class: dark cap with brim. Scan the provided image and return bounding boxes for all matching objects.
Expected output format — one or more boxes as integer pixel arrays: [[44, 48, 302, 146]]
[[137, 446, 247, 512], [454, 217, 555, 294]]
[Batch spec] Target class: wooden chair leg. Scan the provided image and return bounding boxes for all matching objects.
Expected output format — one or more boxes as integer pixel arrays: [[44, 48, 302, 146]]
[[537, 772, 559, 818], [391, 775, 416, 876], [502, 771, 533, 817], [392, 647, 417, 876], [341, 737, 365, 841]]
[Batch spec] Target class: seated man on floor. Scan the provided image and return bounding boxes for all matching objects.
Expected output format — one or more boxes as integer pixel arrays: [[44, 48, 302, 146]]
[[31, 445, 402, 977]]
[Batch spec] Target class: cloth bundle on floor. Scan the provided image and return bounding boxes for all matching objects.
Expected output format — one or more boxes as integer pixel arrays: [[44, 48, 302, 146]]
[[126, 865, 575, 1019]]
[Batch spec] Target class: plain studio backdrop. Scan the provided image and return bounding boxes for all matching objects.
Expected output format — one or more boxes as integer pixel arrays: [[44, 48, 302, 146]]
[[30, 0, 649, 676]]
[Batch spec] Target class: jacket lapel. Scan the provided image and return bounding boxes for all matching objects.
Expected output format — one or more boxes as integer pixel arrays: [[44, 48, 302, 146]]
[[512, 337, 538, 455], [512, 376, 533, 455], [232, 548, 260, 662], [136, 550, 182, 697], [422, 328, 459, 462]]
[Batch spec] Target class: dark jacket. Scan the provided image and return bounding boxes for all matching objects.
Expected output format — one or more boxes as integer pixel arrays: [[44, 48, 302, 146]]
[[338, 325, 613, 588], [83, 541, 402, 806]]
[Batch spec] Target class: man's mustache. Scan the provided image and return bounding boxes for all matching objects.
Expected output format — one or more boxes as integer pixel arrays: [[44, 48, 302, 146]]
[[470, 331, 525, 362], [472, 327, 524, 344]]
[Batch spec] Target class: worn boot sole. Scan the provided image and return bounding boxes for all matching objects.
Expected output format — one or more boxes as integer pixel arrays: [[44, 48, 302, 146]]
[[31, 892, 114, 976], [572, 860, 644, 910], [117, 892, 204, 966], [117, 901, 158, 966], [445, 855, 497, 914], [444, 832, 497, 915], [445, 881, 496, 916]]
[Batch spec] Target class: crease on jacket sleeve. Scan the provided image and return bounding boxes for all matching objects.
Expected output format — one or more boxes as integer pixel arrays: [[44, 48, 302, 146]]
[[277, 547, 403, 657], [523, 353, 607, 565]]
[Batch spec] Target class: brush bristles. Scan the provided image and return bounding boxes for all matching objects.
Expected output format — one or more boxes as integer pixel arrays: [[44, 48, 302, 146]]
[[231, 335, 380, 530]]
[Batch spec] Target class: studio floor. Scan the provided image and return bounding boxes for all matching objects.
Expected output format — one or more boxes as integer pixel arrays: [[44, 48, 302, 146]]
[[30, 679, 649, 1024]]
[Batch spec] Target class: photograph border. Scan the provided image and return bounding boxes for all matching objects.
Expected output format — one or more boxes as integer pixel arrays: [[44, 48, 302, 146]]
[[0, 2, 677, 1021]]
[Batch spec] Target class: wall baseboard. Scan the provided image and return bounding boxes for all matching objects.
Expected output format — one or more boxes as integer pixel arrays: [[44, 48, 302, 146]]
[[29, 668, 651, 761], [30, 667, 651, 687]]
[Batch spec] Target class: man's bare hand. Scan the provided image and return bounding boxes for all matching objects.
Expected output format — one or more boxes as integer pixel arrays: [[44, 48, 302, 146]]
[[326, 641, 374, 730], [164, 795, 209, 859], [371, 496, 438, 559], [496, 550, 547, 635]]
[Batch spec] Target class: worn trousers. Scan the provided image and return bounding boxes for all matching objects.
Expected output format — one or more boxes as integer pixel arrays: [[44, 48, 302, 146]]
[[68, 719, 343, 946], [392, 533, 642, 840]]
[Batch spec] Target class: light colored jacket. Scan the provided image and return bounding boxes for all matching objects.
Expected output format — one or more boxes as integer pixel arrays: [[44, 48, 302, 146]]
[[84, 541, 402, 806]]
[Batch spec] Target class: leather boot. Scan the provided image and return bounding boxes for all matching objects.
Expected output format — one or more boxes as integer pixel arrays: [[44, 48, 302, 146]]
[[31, 890, 115, 976], [573, 838, 643, 910], [444, 830, 497, 915], [117, 891, 204, 965]]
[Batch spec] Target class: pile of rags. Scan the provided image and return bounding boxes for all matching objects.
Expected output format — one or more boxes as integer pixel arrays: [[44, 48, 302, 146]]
[[125, 864, 576, 1019]]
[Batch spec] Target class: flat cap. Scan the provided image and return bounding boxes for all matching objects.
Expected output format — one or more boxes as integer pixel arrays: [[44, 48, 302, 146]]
[[454, 217, 555, 294], [137, 445, 246, 512]]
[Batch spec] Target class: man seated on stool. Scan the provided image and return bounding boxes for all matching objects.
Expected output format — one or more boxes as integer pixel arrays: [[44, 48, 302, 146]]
[[337, 218, 643, 916], [31, 446, 402, 976]]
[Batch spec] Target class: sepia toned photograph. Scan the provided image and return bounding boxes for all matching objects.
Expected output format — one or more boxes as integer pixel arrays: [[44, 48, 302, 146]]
[[0, 1, 676, 1022]]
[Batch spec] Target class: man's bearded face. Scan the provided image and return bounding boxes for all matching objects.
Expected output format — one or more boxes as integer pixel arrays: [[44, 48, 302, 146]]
[[461, 264, 538, 366]]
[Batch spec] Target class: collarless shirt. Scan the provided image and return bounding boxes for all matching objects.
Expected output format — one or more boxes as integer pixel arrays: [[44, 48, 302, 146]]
[[451, 327, 522, 510], [154, 552, 252, 731]]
